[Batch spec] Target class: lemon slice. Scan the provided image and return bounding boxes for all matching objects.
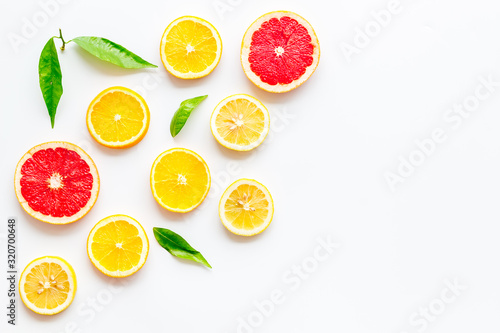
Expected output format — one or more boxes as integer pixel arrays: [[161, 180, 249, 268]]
[[87, 215, 149, 278], [160, 16, 222, 79], [19, 256, 77, 315], [211, 94, 270, 151], [86, 86, 150, 148], [150, 148, 211, 213], [219, 179, 274, 236]]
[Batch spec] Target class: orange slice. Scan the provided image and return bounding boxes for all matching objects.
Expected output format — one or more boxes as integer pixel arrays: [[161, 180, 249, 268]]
[[87, 86, 150, 148], [87, 215, 149, 278], [150, 148, 211, 213], [160, 16, 222, 79]]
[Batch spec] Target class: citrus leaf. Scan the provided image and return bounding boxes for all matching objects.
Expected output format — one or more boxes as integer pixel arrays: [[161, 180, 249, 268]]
[[153, 227, 211, 268], [72, 36, 157, 69], [39, 37, 63, 128], [170, 95, 208, 137]]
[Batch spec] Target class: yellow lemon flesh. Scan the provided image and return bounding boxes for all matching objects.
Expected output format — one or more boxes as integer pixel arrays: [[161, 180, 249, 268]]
[[219, 179, 274, 236], [211, 94, 270, 151]]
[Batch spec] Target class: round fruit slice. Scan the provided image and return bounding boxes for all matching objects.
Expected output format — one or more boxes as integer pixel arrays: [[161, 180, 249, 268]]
[[14, 142, 99, 224], [160, 16, 222, 79], [241, 11, 320, 93], [151, 148, 211, 213], [210, 94, 270, 151], [219, 179, 274, 236], [19, 256, 77, 315], [87, 215, 149, 278], [87, 86, 150, 148]]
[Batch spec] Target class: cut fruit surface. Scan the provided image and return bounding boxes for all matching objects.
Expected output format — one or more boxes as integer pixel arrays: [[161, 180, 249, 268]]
[[87, 86, 150, 148], [87, 215, 149, 278], [14, 142, 99, 224], [241, 11, 320, 93], [160, 16, 222, 79], [19, 256, 77, 315], [219, 179, 274, 236], [151, 148, 211, 213], [211, 94, 270, 151]]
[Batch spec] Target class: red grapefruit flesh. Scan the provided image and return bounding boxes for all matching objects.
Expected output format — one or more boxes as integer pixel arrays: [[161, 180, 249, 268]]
[[14, 142, 99, 224], [241, 11, 320, 93]]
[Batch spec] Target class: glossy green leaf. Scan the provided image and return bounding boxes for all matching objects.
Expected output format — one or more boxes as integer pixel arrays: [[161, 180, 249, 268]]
[[72, 36, 157, 69], [153, 227, 211, 268], [170, 95, 208, 137], [39, 37, 63, 128]]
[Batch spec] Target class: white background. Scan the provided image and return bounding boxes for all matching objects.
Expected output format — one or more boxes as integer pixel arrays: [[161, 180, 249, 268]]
[[1, 0, 500, 332]]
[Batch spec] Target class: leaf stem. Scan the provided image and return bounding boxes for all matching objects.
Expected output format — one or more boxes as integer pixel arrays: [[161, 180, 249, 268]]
[[57, 28, 68, 51]]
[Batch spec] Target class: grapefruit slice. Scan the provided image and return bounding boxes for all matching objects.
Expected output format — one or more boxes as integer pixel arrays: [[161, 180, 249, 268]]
[[241, 11, 320, 93], [14, 142, 99, 224]]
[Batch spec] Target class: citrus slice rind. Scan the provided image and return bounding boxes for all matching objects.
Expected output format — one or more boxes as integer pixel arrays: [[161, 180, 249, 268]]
[[150, 148, 211, 213], [19, 256, 77, 315], [86, 86, 150, 148], [87, 215, 149, 278], [160, 16, 222, 79], [219, 179, 274, 236], [210, 94, 270, 151], [14, 141, 99, 225], [241, 11, 320, 93]]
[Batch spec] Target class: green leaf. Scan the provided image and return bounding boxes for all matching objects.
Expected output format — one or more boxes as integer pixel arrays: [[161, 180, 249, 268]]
[[153, 227, 211, 268], [39, 37, 63, 128], [72, 36, 157, 69], [170, 95, 208, 137]]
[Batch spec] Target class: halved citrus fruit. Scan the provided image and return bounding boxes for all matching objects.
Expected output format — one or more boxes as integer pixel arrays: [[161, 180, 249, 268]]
[[87, 86, 150, 148], [241, 11, 320, 93], [210, 94, 270, 151], [219, 179, 274, 236], [14, 142, 99, 224], [151, 148, 211, 213], [160, 16, 222, 79], [87, 215, 149, 278], [19, 256, 77, 315]]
